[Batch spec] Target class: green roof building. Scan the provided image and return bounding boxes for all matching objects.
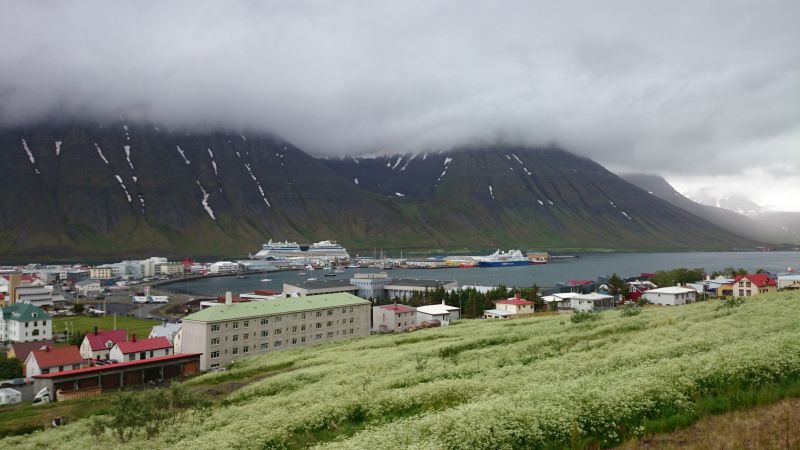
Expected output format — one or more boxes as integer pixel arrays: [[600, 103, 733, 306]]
[[0, 303, 53, 343], [179, 293, 371, 370]]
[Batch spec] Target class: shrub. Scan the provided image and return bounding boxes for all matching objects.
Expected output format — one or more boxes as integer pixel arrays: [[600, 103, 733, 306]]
[[620, 304, 642, 317], [570, 311, 602, 324]]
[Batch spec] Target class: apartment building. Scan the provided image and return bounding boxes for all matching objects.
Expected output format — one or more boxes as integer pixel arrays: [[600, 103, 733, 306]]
[[180, 292, 371, 370]]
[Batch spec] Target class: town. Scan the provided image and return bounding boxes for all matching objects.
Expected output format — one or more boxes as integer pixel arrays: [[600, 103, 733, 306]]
[[2, 249, 799, 407]]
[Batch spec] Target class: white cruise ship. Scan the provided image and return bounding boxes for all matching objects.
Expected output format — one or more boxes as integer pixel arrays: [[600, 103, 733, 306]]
[[306, 240, 350, 258], [252, 239, 302, 259]]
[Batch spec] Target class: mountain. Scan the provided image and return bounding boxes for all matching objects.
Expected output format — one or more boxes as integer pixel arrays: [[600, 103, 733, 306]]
[[0, 123, 753, 260], [623, 174, 800, 245]]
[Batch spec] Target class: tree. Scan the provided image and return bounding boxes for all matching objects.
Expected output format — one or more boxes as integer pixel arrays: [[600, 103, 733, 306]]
[[0, 354, 23, 379], [606, 273, 629, 298]]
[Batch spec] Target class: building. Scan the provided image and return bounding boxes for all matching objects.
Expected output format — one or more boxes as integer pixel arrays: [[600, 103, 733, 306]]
[[350, 272, 393, 299], [25, 346, 83, 381], [569, 293, 615, 312], [141, 257, 168, 277], [80, 329, 128, 361], [89, 267, 114, 279], [149, 322, 182, 344], [0, 303, 52, 342], [156, 262, 184, 276], [11, 286, 65, 309], [642, 286, 697, 306], [733, 274, 777, 297], [208, 261, 240, 274], [416, 303, 460, 326], [32, 353, 201, 402], [0, 388, 22, 405], [7, 340, 55, 363], [541, 292, 582, 312], [180, 292, 371, 370], [372, 304, 417, 332], [492, 292, 535, 316], [385, 279, 458, 300], [110, 336, 173, 362], [778, 274, 800, 290], [483, 309, 514, 319], [75, 279, 103, 297], [282, 279, 359, 297]]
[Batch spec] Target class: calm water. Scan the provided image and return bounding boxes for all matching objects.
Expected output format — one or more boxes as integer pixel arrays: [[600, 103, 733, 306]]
[[164, 251, 800, 297]]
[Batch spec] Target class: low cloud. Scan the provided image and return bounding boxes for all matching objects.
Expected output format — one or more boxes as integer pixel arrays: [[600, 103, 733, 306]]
[[2, 1, 798, 209]]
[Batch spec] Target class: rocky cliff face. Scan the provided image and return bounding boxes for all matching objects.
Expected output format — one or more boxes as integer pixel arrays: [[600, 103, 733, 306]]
[[0, 123, 750, 260]]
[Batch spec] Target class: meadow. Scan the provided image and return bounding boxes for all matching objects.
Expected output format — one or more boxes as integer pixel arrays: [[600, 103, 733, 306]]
[[4, 292, 800, 449], [52, 316, 161, 342]]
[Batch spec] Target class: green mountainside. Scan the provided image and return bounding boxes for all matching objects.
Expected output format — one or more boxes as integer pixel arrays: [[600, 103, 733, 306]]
[[0, 123, 752, 260]]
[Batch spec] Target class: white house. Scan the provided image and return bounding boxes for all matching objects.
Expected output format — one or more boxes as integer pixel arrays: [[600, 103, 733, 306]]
[[493, 292, 536, 316], [109, 336, 173, 362], [416, 303, 460, 326], [0, 303, 52, 342], [149, 322, 182, 343], [209, 261, 240, 274], [80, 329, 128, 360], [569, 293, 615, 312], [643, 286, 697, 306], [75, 279, 102, 297], [777, 274, 800, 290], [24, 346, 83, 380], [372, 304, 417, 332]]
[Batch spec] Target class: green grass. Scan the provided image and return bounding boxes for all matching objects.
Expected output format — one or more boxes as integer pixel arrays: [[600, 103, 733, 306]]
[[52, 315, 160, 340], [5, 292, 800, 449]]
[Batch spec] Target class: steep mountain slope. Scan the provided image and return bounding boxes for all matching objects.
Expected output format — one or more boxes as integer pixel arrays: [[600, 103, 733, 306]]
[[623, 174, 799, 245], [0, 123, 752, 259]]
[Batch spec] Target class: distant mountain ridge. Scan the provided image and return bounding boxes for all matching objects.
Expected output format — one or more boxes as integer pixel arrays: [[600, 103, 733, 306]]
[[0, 122, 753, 260]]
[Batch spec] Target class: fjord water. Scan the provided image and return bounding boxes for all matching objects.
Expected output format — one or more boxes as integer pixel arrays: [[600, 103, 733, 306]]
[[165, 251, 800, 297]]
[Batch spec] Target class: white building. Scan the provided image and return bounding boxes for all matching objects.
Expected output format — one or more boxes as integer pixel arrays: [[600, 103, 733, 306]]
[[209, 261, 240, 274], [569, 293, 615, 312], [89, 267, 114, 279], [149, 322, 182, 344], [80, 329, 128, 360], [385, 279, 458, 300], [109, 336, 173, 362], [24, 346, 83, 381], [141, 257, 169, 277], [416, 303, 460, 326], [372, 304, 417, 332], [777, 274, 800, 290], [75, 279, 103, 297], [643, 286, 697, 306], [0, 303, 52, 342], [350, 272, 393, 299]]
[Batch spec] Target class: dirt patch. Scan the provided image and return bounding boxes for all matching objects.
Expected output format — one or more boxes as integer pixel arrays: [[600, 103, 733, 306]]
[[192, 366, 298, 399]]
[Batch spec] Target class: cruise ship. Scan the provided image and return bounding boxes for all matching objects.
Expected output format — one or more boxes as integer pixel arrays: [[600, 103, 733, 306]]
[[252, 240, 303, 259], [475, 249, 529, 267], [306, 240, 350, 259]]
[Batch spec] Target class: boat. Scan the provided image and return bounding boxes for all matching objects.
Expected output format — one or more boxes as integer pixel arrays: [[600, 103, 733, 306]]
[[260, 278, 272, 282], [298, 272, 306, 276], [527, 252, 549, 265], [459, 263, 477, 269], [475, 249, 529, 267], [307, 277, 317, 281], [334, 268, 345, 273], [324, 271, 336, 277], [306, 240, 350, 258], [251, 239, 303, 259]]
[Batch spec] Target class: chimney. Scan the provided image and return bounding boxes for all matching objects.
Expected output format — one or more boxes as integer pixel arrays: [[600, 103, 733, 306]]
[[515, 291, 521, 300], [132, 334, 136, 342], [94, 326, 98, 335], [225, 291, 233, 306]]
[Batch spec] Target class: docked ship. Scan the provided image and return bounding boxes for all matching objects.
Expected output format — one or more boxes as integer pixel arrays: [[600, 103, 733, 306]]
[[251, 240, 303, 259], [306, 240, 351, 259], [475, 249, 529, 267]]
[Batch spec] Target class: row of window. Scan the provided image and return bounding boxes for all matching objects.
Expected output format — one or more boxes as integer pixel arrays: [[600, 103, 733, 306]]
[[209, 329, 357, 359], [210, 308, 358, 332], [211, 321, 357, 345]]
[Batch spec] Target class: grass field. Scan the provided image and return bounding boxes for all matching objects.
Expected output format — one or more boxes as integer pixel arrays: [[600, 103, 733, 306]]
[[52, 315, 160, 340], [3, 292, 800, 449]]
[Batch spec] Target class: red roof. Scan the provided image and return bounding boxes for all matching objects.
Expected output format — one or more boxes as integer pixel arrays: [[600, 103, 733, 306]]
[[114, 336, 172, 354], [11, 340, 54, 362], [254, 289, 279, 296], [33, 353, 202, 379], [84, 330, 128, 351], [496, 292, 534, 306], [380, 304, 416, 313], [734, 274, 776, 288], [29, 346, 83, 369], [568, 280, 594, 286]]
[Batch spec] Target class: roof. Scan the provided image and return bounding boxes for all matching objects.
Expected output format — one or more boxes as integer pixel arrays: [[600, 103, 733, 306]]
[[284, 279, 358, 290], [645, 286, 697, 295], [483, 308, 513, 316], [416, 304, 460, 315], [496, 293, 534, 306], [29, 346, 83, 369], [386, 278, 455, 289], [33, 353, 202, 379], [377, 304, 416, 313], [734, 274, 776, 287], [778, 274, 800, 281], [568, 280, 594, 286], [84, 330, 128, 351], [0, 388, 21, 396], [75, 279, 101, 287], [150, 323, 182, 339], [10, 340, 54, 362], [183, 292, 371, 322], [0, 303, 48, 322], [114, 336, 172, 354], [573, 292, 614, 301]]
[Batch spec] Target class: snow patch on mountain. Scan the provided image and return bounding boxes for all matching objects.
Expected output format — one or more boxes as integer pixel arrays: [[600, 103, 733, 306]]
[[195, 181, 216, 220], [123, 145, 134, 170], [354, 178, 359, 185], [94, 143, 110, 165], [176, 145, 191, 165], [55, 140, 62, 157], [488, 185, 495, 199], [114, 174, 132, 203]]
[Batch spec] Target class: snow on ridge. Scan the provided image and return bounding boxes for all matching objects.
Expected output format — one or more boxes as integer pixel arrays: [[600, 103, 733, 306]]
[[195, 181, 216, 220], [123, 145, 134, 170], [240, 160, 271, 207], [547, 200, 554, 206], [176, 145, 191, 165], [538, 200, 544, 206], [240, 134, 247, 142], [395, 192, 405, 197], [505, 154, 511, 160], [422, 153, 428, 160], [443, 157, 453, 166], [511, 153, 523, 165], [122, 124, 128, 132], [488, 185, 495, 199], [114, 174, 132, 203], [55, 141, 62, 157], [207, 148, 218, 175], [391, 156, 404, 170], [132, 176, 138, 182], [609, 200, 617, 208], [21, 139, 35, 164], [399, 159, 410, 171], [351, 156, 360, 164], [621, 211, 632, 220], [354, 178, 359, 185], [523, 167, 531, 176], [94, 143, 110, 164]]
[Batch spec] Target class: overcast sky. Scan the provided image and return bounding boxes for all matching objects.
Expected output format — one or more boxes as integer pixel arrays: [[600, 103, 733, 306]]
[[2, 1, 799, 210]]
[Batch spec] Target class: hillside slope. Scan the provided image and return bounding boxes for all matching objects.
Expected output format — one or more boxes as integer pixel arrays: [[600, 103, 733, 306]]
[[0, 123, 752, 259], [4, 293, 800, 449]]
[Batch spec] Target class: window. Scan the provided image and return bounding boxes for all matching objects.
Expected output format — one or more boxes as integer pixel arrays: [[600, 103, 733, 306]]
[[232, 335, 239, 342], [211, 324, 220, 332], [140, 352, 146, 360], [243, 346, 249, 353], [232, 347, 239, 355], [301, 325, 306, 331], [327, 310, 333, 316], [316, 323, 322, 329], [301, 313, 306, 319], [291, 338, 297, 345], [315, 334, 322, 340], [327, 332, 334, 338], [233, 322, 239, 329], [350, 307, 354, 313], [315, 311, 322, 317], [275, 316, 282, 323], [301, 336, 306, 343], [210, 363, 220, 369], [261, 318, 269, 325], [261, 330, 269, 337], [350, 329, 354, 334], [244, 333, 249, 340], [274, 341, 282, 347], [42, 368, 50, 374], [342, 308, 347, 313], [275, 329, 282, 335], [243, 320, 249, 327], [150, 351, 154, 357], [261, 343, 268, 350], [349, 318, 354, 323], [327, 321, 333, 327]]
